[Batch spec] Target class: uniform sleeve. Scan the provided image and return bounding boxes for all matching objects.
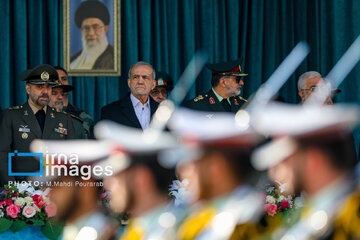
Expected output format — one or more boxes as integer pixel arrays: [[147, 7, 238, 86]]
[[65, 113, 76, 139], [183, 99, 196, 109]]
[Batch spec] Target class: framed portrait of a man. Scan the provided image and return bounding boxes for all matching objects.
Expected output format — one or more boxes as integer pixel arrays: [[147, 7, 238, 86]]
[[63, 0, 121, 76]]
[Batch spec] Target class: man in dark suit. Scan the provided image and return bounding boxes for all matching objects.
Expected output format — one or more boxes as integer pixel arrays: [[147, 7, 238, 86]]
[[70, 0, 114, 70], [0, 64, 75, 185], [184, 58, 248, 113], [101, 61, 158, 130]]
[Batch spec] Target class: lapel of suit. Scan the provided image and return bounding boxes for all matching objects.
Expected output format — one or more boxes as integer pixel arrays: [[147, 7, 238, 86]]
[[122, 94, 142, 129], [207, 90, 226, 112], [21, 102, 42, 138], [149, 97, 158, 117]]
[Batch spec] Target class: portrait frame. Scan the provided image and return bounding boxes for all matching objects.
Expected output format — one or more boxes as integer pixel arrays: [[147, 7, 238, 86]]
[[63, 0, 121, 76]]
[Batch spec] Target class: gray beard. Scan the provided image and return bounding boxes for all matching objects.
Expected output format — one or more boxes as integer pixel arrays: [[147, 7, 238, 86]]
[[82, 32, 108, 56]]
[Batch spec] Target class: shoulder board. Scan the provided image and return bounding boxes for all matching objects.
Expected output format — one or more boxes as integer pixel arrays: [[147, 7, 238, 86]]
[[70, 114, 84, 123], [238, 96, 248, 102], [52, 107, 67, 114], [9, 105, 23, 110], [194, 95, 204, 102]]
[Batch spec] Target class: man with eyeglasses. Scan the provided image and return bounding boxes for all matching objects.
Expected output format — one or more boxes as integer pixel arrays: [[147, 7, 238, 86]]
[[297, 71, 341, 105], [70, 0, 114, 70], [150, 72, 174, 103], [101, 61, 158, 130], [184, 58, 248, 113]]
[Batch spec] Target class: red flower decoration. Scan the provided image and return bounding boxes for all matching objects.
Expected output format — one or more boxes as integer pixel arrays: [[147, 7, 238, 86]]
[[5, 198, 13, 206], [264, 203, 278, 216], [32, 195, 45, 208], [279, 200, 290, 210]]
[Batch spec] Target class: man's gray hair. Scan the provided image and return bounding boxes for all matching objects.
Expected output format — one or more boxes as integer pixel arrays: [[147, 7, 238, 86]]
[[128, 61, 156, 80], [297, 71, 322, 91]]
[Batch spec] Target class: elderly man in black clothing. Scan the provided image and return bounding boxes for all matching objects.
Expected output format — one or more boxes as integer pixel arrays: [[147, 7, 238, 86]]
[[101, 61, 158, 130]]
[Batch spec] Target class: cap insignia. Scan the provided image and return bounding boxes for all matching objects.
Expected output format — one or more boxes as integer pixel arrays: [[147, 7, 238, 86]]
[[41, 71, 49, 81]]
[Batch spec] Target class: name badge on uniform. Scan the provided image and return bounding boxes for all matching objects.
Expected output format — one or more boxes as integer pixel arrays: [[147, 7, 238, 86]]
[[19, 125, 30, 139], [54, 123, 68, 135]]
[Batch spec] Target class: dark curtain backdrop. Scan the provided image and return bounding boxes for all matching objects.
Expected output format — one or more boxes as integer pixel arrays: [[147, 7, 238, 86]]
[[1, 0, 360, 119]]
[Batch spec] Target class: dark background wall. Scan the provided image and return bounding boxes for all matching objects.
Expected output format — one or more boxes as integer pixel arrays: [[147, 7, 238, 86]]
[[1, 0, 360, 123]]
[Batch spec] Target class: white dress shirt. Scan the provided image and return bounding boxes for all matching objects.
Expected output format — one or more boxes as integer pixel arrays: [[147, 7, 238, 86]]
[[130, 94, 151, 130]]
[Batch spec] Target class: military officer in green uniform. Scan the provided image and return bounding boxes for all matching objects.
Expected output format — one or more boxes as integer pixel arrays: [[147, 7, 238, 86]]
[[49, 80, 86, 139], [150, 71, 174, 103], [54, 66, 95, 138], [184, 58, 248, 113], [0, 64, 75, 185]]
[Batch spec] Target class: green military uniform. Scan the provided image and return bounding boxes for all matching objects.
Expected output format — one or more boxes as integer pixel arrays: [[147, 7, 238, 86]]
[[184, 89, 247, 113], [0, 64, 75, 185], [68, 113, 86, 139], [50, 79, 93, 139], [64, 103, 94, 139], [0, 101, 75, 184], [184, 58, 248, 113]]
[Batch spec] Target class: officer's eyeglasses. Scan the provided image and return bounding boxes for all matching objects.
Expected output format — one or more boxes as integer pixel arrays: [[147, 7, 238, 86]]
[[81, 24, 105, 33], [301, 85, 329, 92], [225, 76, 242, 84], [151, 89, 167, 96]]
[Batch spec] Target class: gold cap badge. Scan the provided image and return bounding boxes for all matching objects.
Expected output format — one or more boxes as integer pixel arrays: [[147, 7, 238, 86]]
[[41, 71, 49, 81]]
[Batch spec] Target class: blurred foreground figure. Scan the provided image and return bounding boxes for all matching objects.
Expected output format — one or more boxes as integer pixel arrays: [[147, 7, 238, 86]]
[[30, 140, 118, 240], [94, 121, 186, 240], [252, 103, 360, 240], [168, 109, 266, 240]]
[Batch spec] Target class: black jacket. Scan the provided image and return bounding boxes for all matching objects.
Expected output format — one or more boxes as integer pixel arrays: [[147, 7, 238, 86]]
[[184, 89, 247, 113], [100, 93, 159, 129]]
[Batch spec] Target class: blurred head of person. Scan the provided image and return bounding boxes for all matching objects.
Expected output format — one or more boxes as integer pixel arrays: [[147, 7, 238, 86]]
[[104, 154, 175, 217], [268, 132, 357, 197], [298, 71, 334, 105], [178, 147, 254, 203], [49, 176, 100, 223]]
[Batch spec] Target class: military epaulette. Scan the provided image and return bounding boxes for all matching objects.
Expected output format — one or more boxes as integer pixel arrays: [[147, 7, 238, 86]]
[[194, 95, 204, 102], [9, 105, 23, 110], [70, 114, 84, 123], [52, 108, 67, 114], [238, 96, 248, 102]]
